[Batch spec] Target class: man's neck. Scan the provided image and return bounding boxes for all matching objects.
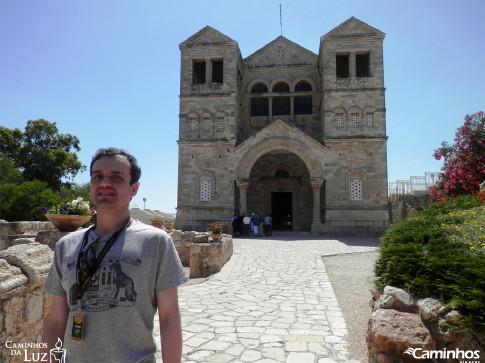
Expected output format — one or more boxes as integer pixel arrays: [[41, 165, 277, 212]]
[[94, 210, 131, 237]]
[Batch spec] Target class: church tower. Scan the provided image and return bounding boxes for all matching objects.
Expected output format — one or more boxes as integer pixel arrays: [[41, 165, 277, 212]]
[[176, 27, 243, 229]]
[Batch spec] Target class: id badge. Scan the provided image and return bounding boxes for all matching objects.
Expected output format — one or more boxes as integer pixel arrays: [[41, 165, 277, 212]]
[[71, 314, 84, 342]]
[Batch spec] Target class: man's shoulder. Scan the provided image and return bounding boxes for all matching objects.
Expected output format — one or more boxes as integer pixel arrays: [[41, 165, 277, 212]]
[[128, 220, 170, 239]]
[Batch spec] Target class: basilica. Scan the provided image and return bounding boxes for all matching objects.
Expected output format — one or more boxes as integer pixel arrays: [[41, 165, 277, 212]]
[[175, 17, 389, 235]]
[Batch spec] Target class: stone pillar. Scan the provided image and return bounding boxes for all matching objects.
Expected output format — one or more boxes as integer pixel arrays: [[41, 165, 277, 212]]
[[290, 96, 295, 123], [206, 59, 212, 83], [349, 52, 356, 78], [268, 97, 273, 122], [310, 180, 324, 234], [236, 180, 249, 215]]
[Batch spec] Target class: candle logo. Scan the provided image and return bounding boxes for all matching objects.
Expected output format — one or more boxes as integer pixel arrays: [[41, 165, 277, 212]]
[[50, 338, 66, 363]]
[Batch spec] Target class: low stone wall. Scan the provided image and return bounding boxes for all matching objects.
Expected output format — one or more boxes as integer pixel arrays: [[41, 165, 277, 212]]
[[0, 221, 55, 251], [170, 230, 233, 278], [367, 286, 485, 362], [0, 243, 53, 363]]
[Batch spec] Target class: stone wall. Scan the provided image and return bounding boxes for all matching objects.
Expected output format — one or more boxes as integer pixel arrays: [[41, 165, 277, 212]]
[[0, 221, 55, 251], [170, 230, 233, 278], [367, 286, 485, 362], [0, 243, 53, 363]]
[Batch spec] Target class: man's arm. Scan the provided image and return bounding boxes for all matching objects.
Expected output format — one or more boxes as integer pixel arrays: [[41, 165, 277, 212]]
[[41, 295, 69, 353], [156, 287, 183, 363]]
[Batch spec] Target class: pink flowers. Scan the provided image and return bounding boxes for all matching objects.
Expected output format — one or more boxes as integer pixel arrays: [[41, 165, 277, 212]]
[[430, 111, 485, 201]]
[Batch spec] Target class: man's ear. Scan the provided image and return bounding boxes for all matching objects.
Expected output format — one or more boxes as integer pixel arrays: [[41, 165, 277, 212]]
[[131, 182, 140, 197]]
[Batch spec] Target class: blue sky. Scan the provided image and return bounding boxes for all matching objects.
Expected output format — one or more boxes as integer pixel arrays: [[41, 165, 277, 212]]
[[1, 0, 484, 213]]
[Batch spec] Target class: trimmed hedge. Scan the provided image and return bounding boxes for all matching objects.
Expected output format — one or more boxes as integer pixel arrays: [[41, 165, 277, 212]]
[[375, 195, 485, 333]]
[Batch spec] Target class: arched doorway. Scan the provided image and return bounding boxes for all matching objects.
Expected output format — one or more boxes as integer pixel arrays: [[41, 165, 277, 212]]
[[245, 151, 312, 231]]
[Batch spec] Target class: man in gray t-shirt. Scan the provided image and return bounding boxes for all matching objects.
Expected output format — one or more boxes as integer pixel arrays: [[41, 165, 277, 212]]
[[42, 148, 188, 363]]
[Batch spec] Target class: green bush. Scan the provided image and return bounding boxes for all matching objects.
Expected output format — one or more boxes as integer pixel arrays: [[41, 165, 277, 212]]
[[0, 180, 61, 221], [375, 195, 485, 333]]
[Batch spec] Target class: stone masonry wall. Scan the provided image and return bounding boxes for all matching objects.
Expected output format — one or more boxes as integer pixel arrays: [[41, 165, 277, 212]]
[[0, 243, 53, 363]]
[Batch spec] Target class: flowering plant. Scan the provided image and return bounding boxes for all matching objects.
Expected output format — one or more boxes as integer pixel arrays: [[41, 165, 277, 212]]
[[44, 197, 95, 216], [207, 222, 223, 234], [430, 111, 485, 201]]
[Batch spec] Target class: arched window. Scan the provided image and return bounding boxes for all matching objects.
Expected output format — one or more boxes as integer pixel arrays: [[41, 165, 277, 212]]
[[273, 82, 290, 93], [335, 112, 344, 128], [251, 83, 268, 93], [188, 114, 198, 132], [274, 169, 290, 178], [350, 179, 363, 200], [216, 113, 225, 131], [295, 81, 312, 92], [201, 113, 211, 132]]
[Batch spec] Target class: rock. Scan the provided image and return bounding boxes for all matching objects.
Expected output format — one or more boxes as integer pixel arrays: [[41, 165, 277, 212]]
[[444, 310, 462, 326], [367, 309, 434, 362], [417, 298, 442, 323], [374, 286, 417, 313], [0, 259, 28, 299], [0, 242, 53, 287]]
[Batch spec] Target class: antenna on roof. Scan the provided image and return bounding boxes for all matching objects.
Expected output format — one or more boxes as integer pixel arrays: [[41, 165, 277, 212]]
[[279, 4, 283, 36]]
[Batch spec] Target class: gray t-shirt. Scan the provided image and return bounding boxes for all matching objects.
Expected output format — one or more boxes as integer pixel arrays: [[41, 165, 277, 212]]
[[43, 220, 188, 363]]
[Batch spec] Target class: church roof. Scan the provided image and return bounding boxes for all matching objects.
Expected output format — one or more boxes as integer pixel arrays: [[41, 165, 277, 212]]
[[179, 26, 237, 48], [321, 17, 385, 40]]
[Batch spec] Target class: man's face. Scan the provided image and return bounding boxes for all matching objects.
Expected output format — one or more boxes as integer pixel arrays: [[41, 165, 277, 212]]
[[90, 155, 139, 211]]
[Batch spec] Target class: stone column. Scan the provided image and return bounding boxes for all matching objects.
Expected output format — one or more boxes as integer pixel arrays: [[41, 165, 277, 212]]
[[310, 180, 324, 234], [268, 97, 273, 122], [236, 180, 250, 215], [349, 52, 356, 78], [206, 59, 212, 83], [290, 96, 295, 123]]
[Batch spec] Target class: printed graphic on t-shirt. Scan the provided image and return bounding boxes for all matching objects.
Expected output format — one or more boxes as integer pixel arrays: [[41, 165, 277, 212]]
[[69, 257, 140, 312]]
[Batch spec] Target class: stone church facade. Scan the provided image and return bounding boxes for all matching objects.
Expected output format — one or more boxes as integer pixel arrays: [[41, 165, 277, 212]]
[[176, 17, 390, 235]]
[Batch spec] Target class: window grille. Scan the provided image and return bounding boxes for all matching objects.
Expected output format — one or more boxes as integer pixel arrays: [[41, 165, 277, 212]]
[[189, 118, 198, 132], [216, 117, 224, 131], [366, 113, 374, 127], [200, 181, 211, 201], [351, 113, 359, 128], [351, 179, 363, 200], [336, 113, 344, 128], [203, 118, 211, 132]]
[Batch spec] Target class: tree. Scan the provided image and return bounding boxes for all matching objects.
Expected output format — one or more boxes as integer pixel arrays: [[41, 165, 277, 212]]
[[430, 111, 485, 201], [0, 154, 22, 184], [0, 119, 85, 190]]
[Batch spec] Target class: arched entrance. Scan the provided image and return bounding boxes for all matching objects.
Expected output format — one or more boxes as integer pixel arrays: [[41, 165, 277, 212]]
[[234, 120, 326, 233], [246, 151, 312, 231]]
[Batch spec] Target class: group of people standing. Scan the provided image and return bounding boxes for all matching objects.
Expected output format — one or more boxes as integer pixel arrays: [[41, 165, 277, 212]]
[[232, 213, 272, 237]]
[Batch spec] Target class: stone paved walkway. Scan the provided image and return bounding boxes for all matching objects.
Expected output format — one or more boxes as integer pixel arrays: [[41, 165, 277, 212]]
[[154, 235, 378, 363]]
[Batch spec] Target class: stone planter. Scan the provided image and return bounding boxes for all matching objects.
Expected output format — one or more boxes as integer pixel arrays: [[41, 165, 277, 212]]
[[45, 214, 91, 232]]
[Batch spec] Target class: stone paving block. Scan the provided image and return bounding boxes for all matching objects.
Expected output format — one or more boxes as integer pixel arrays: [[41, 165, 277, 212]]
[[240, 349, 262, 362], [286, 352, 316, 363], [285, 341, 307, 352], [199, 340, 231, 351]]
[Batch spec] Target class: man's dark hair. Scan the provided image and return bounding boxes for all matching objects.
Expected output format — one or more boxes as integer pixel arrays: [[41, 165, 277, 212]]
[[90, 148, 141, 185]]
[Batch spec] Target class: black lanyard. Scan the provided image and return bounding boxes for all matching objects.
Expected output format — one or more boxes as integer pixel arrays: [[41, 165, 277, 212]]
[[76, 218, 132, 299]]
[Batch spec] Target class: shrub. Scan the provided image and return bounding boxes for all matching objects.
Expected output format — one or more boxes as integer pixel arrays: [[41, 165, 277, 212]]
[[375, 195, 485, 333], [0, 180, 61, 221]]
